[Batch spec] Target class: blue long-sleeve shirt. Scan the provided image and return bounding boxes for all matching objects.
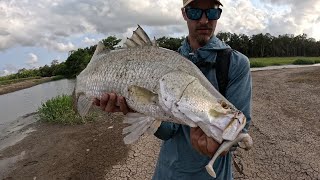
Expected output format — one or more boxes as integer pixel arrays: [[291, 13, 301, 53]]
[[152, 36, 252, 180]]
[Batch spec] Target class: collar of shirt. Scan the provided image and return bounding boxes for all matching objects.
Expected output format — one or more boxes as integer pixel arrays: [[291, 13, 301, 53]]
[[178, 36, 231, 64]]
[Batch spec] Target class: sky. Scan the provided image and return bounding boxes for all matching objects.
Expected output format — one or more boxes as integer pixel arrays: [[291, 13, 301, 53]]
[[1, 0, 320, 76]]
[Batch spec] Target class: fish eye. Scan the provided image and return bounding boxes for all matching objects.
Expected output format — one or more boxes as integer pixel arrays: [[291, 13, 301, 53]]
[[220, 101, 228, 109]]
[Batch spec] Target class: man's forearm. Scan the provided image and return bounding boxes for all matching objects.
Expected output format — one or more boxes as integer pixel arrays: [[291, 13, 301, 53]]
[[154, 122, 180, 141]]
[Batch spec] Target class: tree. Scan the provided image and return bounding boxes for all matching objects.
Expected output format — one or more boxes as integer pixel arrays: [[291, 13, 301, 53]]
[[101, 36, 122, 50], [64, 48, 92, 78], [39, 65, 53, 77], [156, 36, 185, 51]]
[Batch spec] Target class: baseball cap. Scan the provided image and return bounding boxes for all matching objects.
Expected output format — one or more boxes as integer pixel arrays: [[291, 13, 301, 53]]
[[182, 0, 223, 8]]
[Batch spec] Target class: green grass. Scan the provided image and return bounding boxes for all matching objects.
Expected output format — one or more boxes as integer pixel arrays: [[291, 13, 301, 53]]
[[292, 59, 316, 65], [0, 76, 41, 85], [0, 76, 65, 86], [37, 94, 96, 125], [249, 57, 320, 68], [51, 75, 65, 81]]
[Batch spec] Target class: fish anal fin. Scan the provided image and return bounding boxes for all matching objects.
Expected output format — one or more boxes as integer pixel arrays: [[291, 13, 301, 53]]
[[122, 113, 158, 144]]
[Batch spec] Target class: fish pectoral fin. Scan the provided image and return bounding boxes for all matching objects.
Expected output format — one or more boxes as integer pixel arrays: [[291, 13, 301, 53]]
[[122, 113, 159, 144], [128, 85, 158, 105], [76, 93, 94, 117]]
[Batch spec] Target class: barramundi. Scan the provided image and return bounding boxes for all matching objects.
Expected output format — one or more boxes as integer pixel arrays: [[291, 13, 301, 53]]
[[74, 25, 252, 177]]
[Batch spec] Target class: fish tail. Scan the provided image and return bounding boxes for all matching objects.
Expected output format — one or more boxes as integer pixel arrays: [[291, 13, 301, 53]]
[[75, 92, 93, 117], [72, 87, 78, 113], [205, 133, 253, 177], [122, 113, 161, 144]]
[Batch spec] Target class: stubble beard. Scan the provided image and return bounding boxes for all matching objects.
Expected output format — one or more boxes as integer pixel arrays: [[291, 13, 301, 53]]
[[196, 35, 210, 47]]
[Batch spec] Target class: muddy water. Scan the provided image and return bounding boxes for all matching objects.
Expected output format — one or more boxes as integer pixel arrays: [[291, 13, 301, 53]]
[[0, 79, 75, 132]]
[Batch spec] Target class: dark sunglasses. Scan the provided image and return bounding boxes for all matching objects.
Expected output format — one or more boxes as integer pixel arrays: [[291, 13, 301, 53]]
[[185, 7, 222, 20]]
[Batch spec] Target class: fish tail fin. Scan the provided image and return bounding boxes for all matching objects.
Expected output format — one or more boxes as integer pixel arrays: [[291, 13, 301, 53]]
[[205, 133, 253, 177], [72, 87, 77, 113], [76, 93, 94, 117], [205, 165, 217, 178], [124, 25, 154, 48], [122, 113, 161, 144]]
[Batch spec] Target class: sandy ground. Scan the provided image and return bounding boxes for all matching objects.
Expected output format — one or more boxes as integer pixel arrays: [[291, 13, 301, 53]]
[[0, 66, 319, 180]]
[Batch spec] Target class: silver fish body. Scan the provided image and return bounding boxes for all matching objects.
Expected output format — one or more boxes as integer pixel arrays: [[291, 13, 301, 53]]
[[75, 25, 252, 177]]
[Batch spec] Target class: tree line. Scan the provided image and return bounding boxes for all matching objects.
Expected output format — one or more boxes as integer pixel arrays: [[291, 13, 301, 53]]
[[1, 32, 319, 81], [216, 32, 320, 58], [157, 33, 320, 58]]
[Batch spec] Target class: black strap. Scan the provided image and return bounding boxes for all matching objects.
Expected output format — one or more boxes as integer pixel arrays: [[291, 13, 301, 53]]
[[215, 48, 233, 97], [194, 48, 232, 97]]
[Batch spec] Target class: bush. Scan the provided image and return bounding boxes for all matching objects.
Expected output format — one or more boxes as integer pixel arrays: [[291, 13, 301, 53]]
[[292, 59, 315, 65], [250, 61, 267, 68], [315, 59, 320, 64], [51, 75, 65, 81], [38, 94, 95, 125]]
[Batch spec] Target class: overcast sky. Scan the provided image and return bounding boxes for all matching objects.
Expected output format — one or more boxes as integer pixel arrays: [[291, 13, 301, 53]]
[[1, 0, 319, 76]]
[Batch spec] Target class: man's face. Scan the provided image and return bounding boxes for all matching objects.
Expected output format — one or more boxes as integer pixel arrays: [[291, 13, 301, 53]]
[[182, 0, 219, 46]]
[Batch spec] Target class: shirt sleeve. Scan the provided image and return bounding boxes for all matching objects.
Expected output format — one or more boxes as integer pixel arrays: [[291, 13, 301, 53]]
[[153, 122, 180, 141], [225, 50, 252, 133]]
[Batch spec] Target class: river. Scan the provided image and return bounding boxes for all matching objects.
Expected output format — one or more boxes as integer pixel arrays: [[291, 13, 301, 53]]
[[0, 79, 75, 132]]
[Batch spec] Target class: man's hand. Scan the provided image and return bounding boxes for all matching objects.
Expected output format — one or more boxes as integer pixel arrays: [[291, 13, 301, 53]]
[[190, 127, 228, 157], [93, 93, 133, 115]]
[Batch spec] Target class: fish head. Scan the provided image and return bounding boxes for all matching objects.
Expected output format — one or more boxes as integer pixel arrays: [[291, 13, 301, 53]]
[[159, 71, 246, 142]]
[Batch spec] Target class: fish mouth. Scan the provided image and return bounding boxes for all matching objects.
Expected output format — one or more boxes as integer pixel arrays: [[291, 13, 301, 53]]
[[222, 112, 247, 141]]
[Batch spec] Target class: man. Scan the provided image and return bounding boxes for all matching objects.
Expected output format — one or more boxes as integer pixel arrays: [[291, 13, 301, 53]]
[[95, 0, 252, 179]]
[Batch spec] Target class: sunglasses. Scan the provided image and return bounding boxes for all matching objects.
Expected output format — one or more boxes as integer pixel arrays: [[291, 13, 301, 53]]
[[185, 7, 222, 20]]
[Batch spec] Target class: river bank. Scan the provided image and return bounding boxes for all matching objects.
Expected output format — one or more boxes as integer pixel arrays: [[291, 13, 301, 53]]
[[0, 77, 54, 95], [0, 66, 319, 179]]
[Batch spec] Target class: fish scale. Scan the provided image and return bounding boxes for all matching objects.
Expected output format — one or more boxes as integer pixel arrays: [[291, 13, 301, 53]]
[[74, 25, 253, 178]]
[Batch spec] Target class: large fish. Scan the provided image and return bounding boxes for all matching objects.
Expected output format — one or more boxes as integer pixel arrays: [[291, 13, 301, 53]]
[[74, 25, 253, 177]]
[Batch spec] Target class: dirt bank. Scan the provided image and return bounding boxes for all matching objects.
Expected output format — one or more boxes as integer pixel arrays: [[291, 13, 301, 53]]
[[0, 66, 319, 180], [0, 77, 53, 95]]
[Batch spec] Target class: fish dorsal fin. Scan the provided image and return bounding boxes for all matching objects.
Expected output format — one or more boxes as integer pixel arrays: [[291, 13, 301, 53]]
[[93, 41, 106, 56], [152, 36, 157, 47], [124, 25, 154, 48], [125, 38, 139, 48]]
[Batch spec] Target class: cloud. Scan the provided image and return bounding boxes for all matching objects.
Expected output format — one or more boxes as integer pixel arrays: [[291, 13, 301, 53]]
[[259, 0, 320, 38], [49, 42, 76, 52], [0, 69, 11, 77], [0, 0, 319, 55], [0, 0, 183, 52], [218, 0, 267, 35], [82, 37, 98, 46], [0, 64, 18, 76], [26, 53, 39, 68]]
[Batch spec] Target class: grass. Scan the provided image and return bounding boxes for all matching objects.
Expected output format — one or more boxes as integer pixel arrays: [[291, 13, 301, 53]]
[[37, 94, 96, 125], [250, 57, 320, 68], [292, 59, 316, 65], [0, 76, 41, 85], [51, 75, 65, 81], [0, 76, 65, 86]]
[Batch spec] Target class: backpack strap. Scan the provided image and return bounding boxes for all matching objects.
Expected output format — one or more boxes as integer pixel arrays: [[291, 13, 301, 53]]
[[215, 48, 233, 97]]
